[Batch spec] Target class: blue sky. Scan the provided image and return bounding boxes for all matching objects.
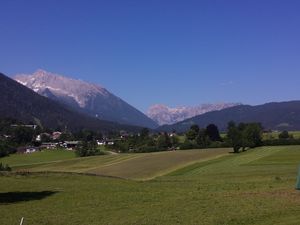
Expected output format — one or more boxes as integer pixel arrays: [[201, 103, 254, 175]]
[[1, 0, 300, 112]]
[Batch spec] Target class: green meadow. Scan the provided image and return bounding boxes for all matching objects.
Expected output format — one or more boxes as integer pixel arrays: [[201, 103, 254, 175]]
[[1, 148, 229, 180], [0, 150, 75, 168], [1, 146, 300, 225]]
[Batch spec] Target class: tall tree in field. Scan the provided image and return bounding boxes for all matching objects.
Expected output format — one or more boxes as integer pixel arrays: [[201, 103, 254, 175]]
[[170, 135, 179, 147], [157, 132, 172, 149], [206, 124, 222, 141], [186, 125, 200, 140], [196, 129, 210, 148], [227, 121, 263, 153], [227, 121, 242, 153], [242, 123, 263, 149]]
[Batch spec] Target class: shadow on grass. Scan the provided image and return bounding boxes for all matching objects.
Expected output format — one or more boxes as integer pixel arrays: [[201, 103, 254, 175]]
[[0, 191, 58, 204]]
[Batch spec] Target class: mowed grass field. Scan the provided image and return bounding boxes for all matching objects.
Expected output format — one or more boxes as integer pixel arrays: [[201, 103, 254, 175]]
[[1, 148, 229, 180], [1, 146, 300, 225]]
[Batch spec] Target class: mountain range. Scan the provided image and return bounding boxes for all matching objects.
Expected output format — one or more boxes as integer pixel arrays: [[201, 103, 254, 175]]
[[0, 72, 141, 132], [14, 70, 158, 129], [147, 103, 240, 125], [2, 69, 300, 134], [159, 101, 300, 132]]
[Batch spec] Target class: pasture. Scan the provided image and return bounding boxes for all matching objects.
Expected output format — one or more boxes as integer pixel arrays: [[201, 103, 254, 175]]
[[1, 146, 300, 225], [1, 148, 229, 180], [1, 150, 75, 169]]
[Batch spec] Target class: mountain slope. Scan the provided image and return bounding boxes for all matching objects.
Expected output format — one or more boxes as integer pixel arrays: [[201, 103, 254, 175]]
[[15, 70, 158, 129], [147, 103, 240, 125], [159, 101, 300, 132], [0, 72, 141, 132]]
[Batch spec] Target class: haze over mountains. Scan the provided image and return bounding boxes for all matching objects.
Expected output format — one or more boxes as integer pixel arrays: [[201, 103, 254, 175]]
[[0, 72, 141, 132], [15, 70, 158, 129], [159, 101, 300, 132], [147, 103, 240, 125]]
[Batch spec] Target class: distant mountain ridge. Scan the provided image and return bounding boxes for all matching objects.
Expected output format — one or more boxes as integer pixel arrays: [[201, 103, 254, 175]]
[[0, 72, 141, 132], [158, 101, 300, 132], [147, 103, 240, 125], [15, 70, 158, 129]]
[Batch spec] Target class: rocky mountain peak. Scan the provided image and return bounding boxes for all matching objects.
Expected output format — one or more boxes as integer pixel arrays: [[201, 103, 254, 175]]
[[14, 70, 158, 128], [15, 69, 109, 108], [147, 103, 241, 126]]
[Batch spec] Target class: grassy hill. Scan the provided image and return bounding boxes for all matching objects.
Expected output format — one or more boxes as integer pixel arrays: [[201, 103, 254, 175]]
[[1, 146, 300, 224]]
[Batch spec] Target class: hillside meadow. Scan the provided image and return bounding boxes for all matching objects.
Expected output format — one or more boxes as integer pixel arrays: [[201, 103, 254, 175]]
[[1, 146, 300, 225]]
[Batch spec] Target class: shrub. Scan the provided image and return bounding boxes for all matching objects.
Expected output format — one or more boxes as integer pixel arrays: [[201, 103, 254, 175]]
[[179, 140, 199, 150], [278, 131, 290, 139], [0, 162, 11, 171], [75, 141, 105, 157]]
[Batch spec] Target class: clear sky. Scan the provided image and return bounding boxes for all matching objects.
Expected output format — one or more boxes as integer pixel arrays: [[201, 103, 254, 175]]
[[1, 0, 300, 112]]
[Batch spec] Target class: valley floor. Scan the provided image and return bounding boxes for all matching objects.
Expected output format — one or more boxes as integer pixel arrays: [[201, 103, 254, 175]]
[[1, 146, 300, 225]]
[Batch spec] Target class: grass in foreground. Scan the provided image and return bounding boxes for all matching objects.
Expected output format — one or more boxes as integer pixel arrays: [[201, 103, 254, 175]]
[[1, 146, 300, 225]]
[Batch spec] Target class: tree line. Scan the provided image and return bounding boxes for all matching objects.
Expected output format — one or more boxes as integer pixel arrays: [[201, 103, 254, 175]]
[[111, 128, 179, 153], [111, 122, 263, 154], [1, 116, 299, 158]]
